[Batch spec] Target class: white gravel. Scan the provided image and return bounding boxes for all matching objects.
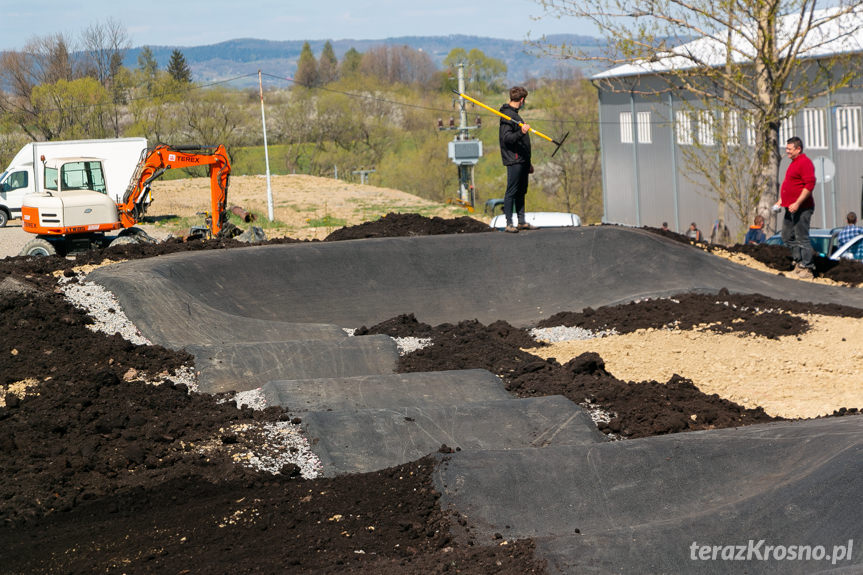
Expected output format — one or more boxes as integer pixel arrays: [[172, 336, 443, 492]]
[[59, 276, 153, 345], [530, 325, 617, 343]]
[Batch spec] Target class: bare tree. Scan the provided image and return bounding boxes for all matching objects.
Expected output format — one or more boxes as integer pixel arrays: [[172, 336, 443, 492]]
[[81, 18, 130, 86], [360, 45, 437, 86], [80, 19, 131, 137], [536, 0, 863, 223]]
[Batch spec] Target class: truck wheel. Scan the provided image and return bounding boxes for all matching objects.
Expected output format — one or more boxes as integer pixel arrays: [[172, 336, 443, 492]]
[[0, 209, 9, 227], [20, 237, 57, 257]]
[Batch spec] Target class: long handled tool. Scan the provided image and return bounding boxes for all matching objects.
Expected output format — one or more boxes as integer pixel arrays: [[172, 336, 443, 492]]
[[453, 90, 569, 157]]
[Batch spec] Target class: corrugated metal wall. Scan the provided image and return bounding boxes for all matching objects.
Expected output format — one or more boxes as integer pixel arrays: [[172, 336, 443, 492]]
[[598, 77, 863, 238]]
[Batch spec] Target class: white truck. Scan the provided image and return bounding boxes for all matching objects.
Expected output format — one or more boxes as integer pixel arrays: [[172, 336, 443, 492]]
[[0, 137, 147, 227]]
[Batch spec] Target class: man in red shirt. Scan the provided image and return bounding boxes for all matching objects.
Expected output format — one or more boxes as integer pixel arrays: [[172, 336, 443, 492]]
[[773, 136, 816, 278]]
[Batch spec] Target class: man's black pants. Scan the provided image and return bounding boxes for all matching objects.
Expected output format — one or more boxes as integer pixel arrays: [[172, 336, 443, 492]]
[[504, 163, 529, 226]]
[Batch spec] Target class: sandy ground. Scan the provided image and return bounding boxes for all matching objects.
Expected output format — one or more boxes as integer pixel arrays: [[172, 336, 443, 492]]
[[534, 313, 863, 419], [0, 222, 29, 258], [148, 174, 472, 240]]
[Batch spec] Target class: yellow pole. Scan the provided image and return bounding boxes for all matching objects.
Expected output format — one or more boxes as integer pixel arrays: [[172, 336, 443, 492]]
[[454, 90, 555, 143]]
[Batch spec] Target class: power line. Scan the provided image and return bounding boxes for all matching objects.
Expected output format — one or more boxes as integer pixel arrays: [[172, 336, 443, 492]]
[[4, 69, 605, 128]]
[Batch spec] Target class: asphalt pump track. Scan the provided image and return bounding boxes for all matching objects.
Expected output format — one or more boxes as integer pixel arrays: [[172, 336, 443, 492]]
[[89, 226, 863, 574]]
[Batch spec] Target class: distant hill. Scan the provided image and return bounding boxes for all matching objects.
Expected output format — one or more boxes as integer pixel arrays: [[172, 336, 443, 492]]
[[124, 35, 606, 89]]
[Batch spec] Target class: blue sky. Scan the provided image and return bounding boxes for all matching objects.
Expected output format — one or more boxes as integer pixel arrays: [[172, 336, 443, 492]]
[[0, 0, 596, 52]]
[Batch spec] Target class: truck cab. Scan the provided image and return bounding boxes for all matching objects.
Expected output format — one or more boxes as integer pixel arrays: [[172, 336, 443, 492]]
[[0, 168, 29, 226]]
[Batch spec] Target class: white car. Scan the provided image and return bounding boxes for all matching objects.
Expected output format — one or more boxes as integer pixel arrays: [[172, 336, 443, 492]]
[[490, 212, 581, 230], [830, 234, 863, 262]]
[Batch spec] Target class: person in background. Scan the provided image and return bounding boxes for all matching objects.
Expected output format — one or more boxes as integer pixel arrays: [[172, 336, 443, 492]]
[[837, 211, 863, 247], [661, 222, 669, 232], [744, 215, 766, 245], [773, 136, 816, 279], [686, 222, 702, 242], [498, 86, 536, 233], [710, 219, 731, 245]]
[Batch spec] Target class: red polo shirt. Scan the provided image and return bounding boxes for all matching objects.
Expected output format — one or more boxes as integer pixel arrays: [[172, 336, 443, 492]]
[[780, 153, 816, 210]]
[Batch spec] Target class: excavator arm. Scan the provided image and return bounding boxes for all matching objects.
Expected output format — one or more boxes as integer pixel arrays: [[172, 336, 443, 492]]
[[119, 144, 231, 235]]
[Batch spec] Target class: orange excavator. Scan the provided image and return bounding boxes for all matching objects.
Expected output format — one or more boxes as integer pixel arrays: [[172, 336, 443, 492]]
[[20, 144, 231, 256]]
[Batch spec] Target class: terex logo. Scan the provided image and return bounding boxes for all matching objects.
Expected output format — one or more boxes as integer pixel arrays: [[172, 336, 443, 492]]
[[168, 154, 176, 162], [178, 154, 201, 163]]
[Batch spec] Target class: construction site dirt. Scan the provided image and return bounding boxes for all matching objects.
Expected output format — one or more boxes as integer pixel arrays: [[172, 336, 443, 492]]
[[1, 215, 861, 574]]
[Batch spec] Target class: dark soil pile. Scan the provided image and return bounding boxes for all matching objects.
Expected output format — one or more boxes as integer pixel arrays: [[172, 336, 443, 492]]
[[324, 212, 493, 241], [727, 242, 863, 284], [357, 311, 782, 438], [1, 215, 860, 573], [0, 276, 544, 573], [642, 224, 863, 285], [536, 289, 863, 336]]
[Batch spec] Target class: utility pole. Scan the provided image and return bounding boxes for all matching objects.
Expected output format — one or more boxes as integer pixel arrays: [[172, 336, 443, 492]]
[[440, 63, 482, 209], [352, 169, 376, 185], [259, 70, 273, 221]]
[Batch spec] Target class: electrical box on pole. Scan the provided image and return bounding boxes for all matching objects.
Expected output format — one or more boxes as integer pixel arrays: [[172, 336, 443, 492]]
[[439, 63, 482, 210]]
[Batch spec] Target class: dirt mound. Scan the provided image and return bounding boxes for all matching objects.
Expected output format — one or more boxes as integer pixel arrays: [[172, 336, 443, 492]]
[[357, 314, 781, 439], [727, 242, 863, 284], [324, 212, 493, 241], [536, 290, 863, 336], [0, 281, 543, 573], [641, 224, 863, 285]]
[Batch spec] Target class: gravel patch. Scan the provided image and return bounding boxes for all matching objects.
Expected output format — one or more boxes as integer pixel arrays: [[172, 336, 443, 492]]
[[58, 275, 153, 345], [530, 325, 616, 343]]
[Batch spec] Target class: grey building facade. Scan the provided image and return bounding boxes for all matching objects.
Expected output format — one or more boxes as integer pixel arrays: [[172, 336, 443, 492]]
[[593, 69, 863, 238]]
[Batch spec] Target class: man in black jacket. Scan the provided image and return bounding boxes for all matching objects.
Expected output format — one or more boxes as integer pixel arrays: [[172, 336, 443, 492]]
[[499, 86, 536, 233]]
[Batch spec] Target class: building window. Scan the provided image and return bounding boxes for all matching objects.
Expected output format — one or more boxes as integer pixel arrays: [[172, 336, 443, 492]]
[[745, 113, 756, 147], [620, 112, 633, 144], [698, 111, 714, 146], [676, 111, 692, 145], [637, 111, 652, 144], [836, 106, 861, 150], [725, 111, 740, 146], [778, 116, 794, 146], [804, 108, 827, 149]]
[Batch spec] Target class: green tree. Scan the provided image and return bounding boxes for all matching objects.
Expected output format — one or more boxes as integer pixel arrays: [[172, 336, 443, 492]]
[[29, 77, 111, 139], [318, 41, 339, 85], [339, 48, 363, 79], [137, 46, 160, 93], [166, 49, 192, 83], [294, 42, 319, 88]]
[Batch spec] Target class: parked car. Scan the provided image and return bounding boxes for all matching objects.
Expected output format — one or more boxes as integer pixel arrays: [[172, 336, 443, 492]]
[[765, 228, 839, 258], [831, 234, 863, 261], [490, 212, 582, 229]]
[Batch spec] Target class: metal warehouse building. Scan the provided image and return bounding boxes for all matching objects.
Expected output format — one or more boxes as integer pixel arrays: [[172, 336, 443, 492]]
[[592, 11, 863, 238]]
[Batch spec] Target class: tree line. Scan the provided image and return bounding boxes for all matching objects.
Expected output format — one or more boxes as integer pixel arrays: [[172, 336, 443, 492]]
[[0, 22, 604, 223]]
